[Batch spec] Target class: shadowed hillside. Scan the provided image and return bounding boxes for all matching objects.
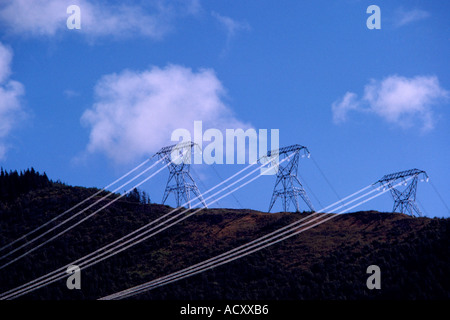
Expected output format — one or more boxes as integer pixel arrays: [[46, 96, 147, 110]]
[[0, 169, 449, 300]]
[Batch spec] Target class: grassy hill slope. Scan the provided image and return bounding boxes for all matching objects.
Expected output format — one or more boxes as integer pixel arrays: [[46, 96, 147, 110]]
[[0, 170, 449, 300]]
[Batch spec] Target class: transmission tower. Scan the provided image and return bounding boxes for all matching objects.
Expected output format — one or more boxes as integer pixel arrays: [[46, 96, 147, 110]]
[[154, 141, 207, 209], [259, 144, 315, 213], [375, 168, 428, 217]]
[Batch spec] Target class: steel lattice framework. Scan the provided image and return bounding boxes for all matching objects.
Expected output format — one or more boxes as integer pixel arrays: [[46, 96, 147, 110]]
[[375, 168, 428, 217], [260, 144, 315, 213], [154, 141, 207, 209]]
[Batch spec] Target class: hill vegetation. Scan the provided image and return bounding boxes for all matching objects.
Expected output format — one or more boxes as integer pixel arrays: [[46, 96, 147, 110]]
[[0, 168, 449, 300]]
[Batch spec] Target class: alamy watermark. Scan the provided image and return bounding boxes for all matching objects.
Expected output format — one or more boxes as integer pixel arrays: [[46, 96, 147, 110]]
[[366, 265, 381, 289], [170, 121, 280, 175], [67, 5, 81, 30], [66, 4, 381, 31], [66, 265, 81, 290], [366, 5, 381, 30]]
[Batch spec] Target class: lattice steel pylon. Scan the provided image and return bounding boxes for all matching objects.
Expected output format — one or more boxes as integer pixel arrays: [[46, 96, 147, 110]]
[[154, 141, 207, 209], [374, 168, 428, 217], [259, 144, 315, 213]]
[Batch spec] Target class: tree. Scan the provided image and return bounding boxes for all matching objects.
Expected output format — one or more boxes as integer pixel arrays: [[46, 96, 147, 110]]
[[126, 188, 141, 203]]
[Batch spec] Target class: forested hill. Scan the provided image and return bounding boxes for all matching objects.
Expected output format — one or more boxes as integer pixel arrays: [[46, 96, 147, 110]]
[[0, 168, 449, 300]]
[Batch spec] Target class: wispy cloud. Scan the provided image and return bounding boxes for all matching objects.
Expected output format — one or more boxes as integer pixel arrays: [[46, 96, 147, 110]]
[[332, 75, 449, 131], [0, 0, 200, 39], [0, 42, 26, 160], [395, 8, 430, 27], [63, 89, 80, 98], [212, 11, 250, 38], [211, 11, 250, 55], [332, 92, 360, 124], [81, 64, 250, 163]]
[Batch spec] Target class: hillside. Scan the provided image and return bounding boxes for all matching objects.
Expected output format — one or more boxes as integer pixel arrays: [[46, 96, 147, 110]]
[[0, 169, 449, 300]]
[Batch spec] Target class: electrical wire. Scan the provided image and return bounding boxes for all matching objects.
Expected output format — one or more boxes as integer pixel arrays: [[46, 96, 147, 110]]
[[297, 173, 323, 208], [2, 150, 414, 300], [190, 164, 221, 208], [0, 158, 268, 299], [101, 178, 410, 300], [0, 157, 167, 271], [429, 180, 450, 215], [310, 155, 344, 207], [0, 158, 151, 253], [211, 164, 244, 209]]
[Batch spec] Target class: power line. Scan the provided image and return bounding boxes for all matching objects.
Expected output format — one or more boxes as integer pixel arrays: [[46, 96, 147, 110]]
[[0, 157, 167, 270], [210, 164, 244, 209], [102, 184, 378, 299], [190, 164, 221, 208], [416, 198, 429, 217], [0, 158, 151, 254], [0, 155, 419, 300], [310, 155, 344, 206], [108, 179, 409, 300], [0, 159, 268, 299], [298, 173, 323, 209], [429, 180, 450, 215], [101, 178, 409, 300]]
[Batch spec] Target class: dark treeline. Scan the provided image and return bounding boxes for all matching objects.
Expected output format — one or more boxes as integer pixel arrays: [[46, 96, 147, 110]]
[[0, 167, 150, 206], [0, 167, 52, 203]]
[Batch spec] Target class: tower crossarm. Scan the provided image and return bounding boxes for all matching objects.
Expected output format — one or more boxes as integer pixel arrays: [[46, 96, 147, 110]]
[[264, 144, 310, 158], [154, 141, 198, 158], [375, 168, 428, 185]]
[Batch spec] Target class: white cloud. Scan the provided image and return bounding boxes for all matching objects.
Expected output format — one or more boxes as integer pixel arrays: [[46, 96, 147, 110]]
[[0, 44, 13, 83], [332, 75, 449, 131], [0, 0, 200, 39], [0, 42, 25, 160], [395, 8, 430, 27], [0, 0, 65, 36], [81, 64, 250, 163]]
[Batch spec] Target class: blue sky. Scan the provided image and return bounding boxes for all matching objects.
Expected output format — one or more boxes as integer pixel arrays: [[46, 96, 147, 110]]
[[0, 0, 449, 217]]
